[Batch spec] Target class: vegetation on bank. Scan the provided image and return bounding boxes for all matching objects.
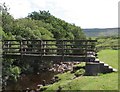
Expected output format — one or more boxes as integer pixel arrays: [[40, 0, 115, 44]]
[[40, 49, 118, 91]]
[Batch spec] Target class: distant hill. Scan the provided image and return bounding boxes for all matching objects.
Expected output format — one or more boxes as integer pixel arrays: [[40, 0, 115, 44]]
[[83, 28, 118, 37]]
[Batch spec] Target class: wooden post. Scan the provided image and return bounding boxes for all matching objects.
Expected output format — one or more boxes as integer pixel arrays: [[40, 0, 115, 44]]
[[85, 41, 89, 64], [6, 41, 10, 52], [20, 40, 22, 56], [22, 40, 28, 54], [2, 40, 5, 55], [62, 40, 64, 61], [43, 41, 46, 55], [64, 41, 66, 55], [40, 40, 42, 61], [39, 40, 42, 55], [85, 41, 88, 57]]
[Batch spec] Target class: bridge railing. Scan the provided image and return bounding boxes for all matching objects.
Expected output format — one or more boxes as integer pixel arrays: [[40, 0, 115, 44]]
[[2, 40, 97, 56]]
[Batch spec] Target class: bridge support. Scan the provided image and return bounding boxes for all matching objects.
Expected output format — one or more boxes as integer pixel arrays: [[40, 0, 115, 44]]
[[85, 58, 117, 76], [85, 62, 100, 76]]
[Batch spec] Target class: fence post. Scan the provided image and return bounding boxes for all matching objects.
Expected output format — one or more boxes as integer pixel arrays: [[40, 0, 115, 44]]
[[85, 40, 88, 57], [85, 40, 88, 63], [5, 41, 10, 53], [62, 40, 64, 61], [39, 40, 43, 61], [2, 40, 5, 55], [43, 41, 46, 55], [20, 40, 22, 56]]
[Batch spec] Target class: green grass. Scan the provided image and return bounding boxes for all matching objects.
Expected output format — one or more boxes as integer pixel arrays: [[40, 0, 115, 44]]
[[98, 50, 118, 69], [41, 50, 118, 91]]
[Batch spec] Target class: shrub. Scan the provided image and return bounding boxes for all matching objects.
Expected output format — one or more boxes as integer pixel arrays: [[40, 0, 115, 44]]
[[74, 69, 85, 77]]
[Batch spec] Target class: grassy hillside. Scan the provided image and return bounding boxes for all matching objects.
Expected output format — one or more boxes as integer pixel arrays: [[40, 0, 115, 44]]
[[96, 36, 119, 51], [83, 28, 118, 37], [41, 50, 118, 91], [98, 50, 118, 69]]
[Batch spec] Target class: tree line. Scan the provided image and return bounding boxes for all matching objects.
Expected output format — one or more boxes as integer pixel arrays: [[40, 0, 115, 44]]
[[0, 3, 86, 41]]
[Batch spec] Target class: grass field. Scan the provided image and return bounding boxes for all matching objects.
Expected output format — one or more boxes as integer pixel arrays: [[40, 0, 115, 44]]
[[41, 50, 118, 91], [98, 50, 118, 69]]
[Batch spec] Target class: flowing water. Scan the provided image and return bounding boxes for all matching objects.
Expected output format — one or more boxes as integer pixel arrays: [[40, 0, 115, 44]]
[[6, 71, 58, 91]]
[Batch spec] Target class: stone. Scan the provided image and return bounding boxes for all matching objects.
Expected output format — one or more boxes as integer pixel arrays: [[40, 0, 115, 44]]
[[85, 62, 100, 76]]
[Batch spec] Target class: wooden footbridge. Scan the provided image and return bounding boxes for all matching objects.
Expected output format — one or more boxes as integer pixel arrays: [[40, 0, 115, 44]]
[[3, 40, 117, 75], [2, 40, 97, 62]]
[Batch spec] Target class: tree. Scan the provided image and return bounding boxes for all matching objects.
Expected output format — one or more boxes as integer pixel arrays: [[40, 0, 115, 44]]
[[0, 3, 14, 36], [28, 10, 86, 40], [28, 10, 51, 22]]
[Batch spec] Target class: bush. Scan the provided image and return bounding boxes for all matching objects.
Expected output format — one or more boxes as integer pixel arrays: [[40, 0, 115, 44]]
[[74, 69, 85, 77]]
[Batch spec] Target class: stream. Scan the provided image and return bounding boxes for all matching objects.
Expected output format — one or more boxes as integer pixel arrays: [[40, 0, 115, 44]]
[[6, 71, 58, 91]]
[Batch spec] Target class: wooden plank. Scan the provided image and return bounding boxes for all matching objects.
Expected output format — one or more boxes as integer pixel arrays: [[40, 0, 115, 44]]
[[3, 47, 20, 49], [41, 48, 86, 50], [21, 51, 41, 54], [41, 44, 94, 46], [3, 43, 20, 45], [3, 54, 95, 62], [2, 39, 97, 42], [3, 51, 20, 53], [2, 47, 94, 50]]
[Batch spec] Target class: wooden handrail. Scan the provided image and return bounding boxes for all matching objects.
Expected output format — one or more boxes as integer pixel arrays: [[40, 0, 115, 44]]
[[2, 40, 97, 56], [2, 39, 97, 42]]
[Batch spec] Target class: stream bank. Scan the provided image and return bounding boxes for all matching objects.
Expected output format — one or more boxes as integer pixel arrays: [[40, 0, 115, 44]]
[[4, 61, 81, 91]]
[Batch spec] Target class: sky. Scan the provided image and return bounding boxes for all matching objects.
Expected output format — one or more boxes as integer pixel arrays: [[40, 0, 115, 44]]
[[0, 0, 119, 28]]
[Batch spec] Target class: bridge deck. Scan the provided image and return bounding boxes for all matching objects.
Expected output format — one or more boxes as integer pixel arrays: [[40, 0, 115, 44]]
[[3, 54, 95, 62]]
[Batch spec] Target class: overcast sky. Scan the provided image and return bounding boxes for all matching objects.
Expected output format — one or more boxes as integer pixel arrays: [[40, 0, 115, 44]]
[[0, 0, 119, 28]]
